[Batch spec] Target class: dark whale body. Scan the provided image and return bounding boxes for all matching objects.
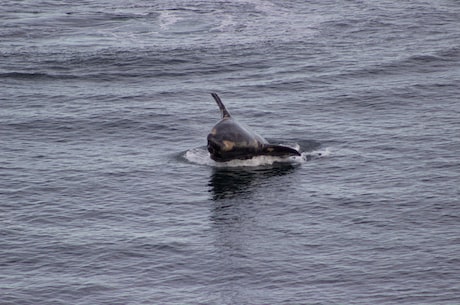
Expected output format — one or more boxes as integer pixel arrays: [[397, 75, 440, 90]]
[[207, 93, 301, 162]]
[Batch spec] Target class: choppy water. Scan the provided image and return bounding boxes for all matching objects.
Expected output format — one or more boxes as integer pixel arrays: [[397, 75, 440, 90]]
[[2, 0, 460, 304]]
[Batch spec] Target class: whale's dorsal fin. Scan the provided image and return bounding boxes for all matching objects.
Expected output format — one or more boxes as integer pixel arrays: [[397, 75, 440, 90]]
[[211, 93, 231, 118]]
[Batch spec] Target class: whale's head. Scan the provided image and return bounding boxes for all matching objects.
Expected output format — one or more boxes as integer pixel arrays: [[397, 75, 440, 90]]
[[207, 123, 238, 162]]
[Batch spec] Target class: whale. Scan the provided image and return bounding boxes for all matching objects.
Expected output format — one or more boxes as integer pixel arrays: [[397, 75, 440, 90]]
[[207, 93, 301, 162]]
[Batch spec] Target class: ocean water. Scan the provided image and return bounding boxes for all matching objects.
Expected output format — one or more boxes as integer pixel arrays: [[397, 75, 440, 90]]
[[1, 0, 460, 304]]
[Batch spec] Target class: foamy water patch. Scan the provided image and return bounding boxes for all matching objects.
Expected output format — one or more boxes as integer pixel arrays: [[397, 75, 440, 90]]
[[184, 147, 330, 167], [159, 10, 182, 30], [307, 147, 332, 159]]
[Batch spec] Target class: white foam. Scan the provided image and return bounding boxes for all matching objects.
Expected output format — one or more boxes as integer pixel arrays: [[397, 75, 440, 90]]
[[184, 146, 331, 167], [184, 148, 214, 166], [310, 147, 332, 158], [159, 10, 181, 30]]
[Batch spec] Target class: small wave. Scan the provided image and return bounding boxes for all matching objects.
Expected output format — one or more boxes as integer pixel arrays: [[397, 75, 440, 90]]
[[0, 72, 77, 80], [184, 146, 329, 167]]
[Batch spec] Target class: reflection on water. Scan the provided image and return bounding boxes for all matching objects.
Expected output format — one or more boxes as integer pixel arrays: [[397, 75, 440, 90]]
[[208, 163, 298, 201], [208, 163, 299, 302]]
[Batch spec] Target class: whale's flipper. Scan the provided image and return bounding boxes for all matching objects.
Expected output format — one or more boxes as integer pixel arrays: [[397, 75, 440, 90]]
[[211, 93, 231, 118], [262, 144, 301, 157]]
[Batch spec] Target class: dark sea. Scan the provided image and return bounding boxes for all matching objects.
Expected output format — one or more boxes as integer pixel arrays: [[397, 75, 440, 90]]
[[1, 0, 460, 304]]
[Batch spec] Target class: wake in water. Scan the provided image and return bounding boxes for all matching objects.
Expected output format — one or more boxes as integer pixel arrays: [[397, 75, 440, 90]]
[[184, 146, 330, 167]]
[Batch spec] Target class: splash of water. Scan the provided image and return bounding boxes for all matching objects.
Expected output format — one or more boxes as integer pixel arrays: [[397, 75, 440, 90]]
[[184, 146, 330, 167]]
